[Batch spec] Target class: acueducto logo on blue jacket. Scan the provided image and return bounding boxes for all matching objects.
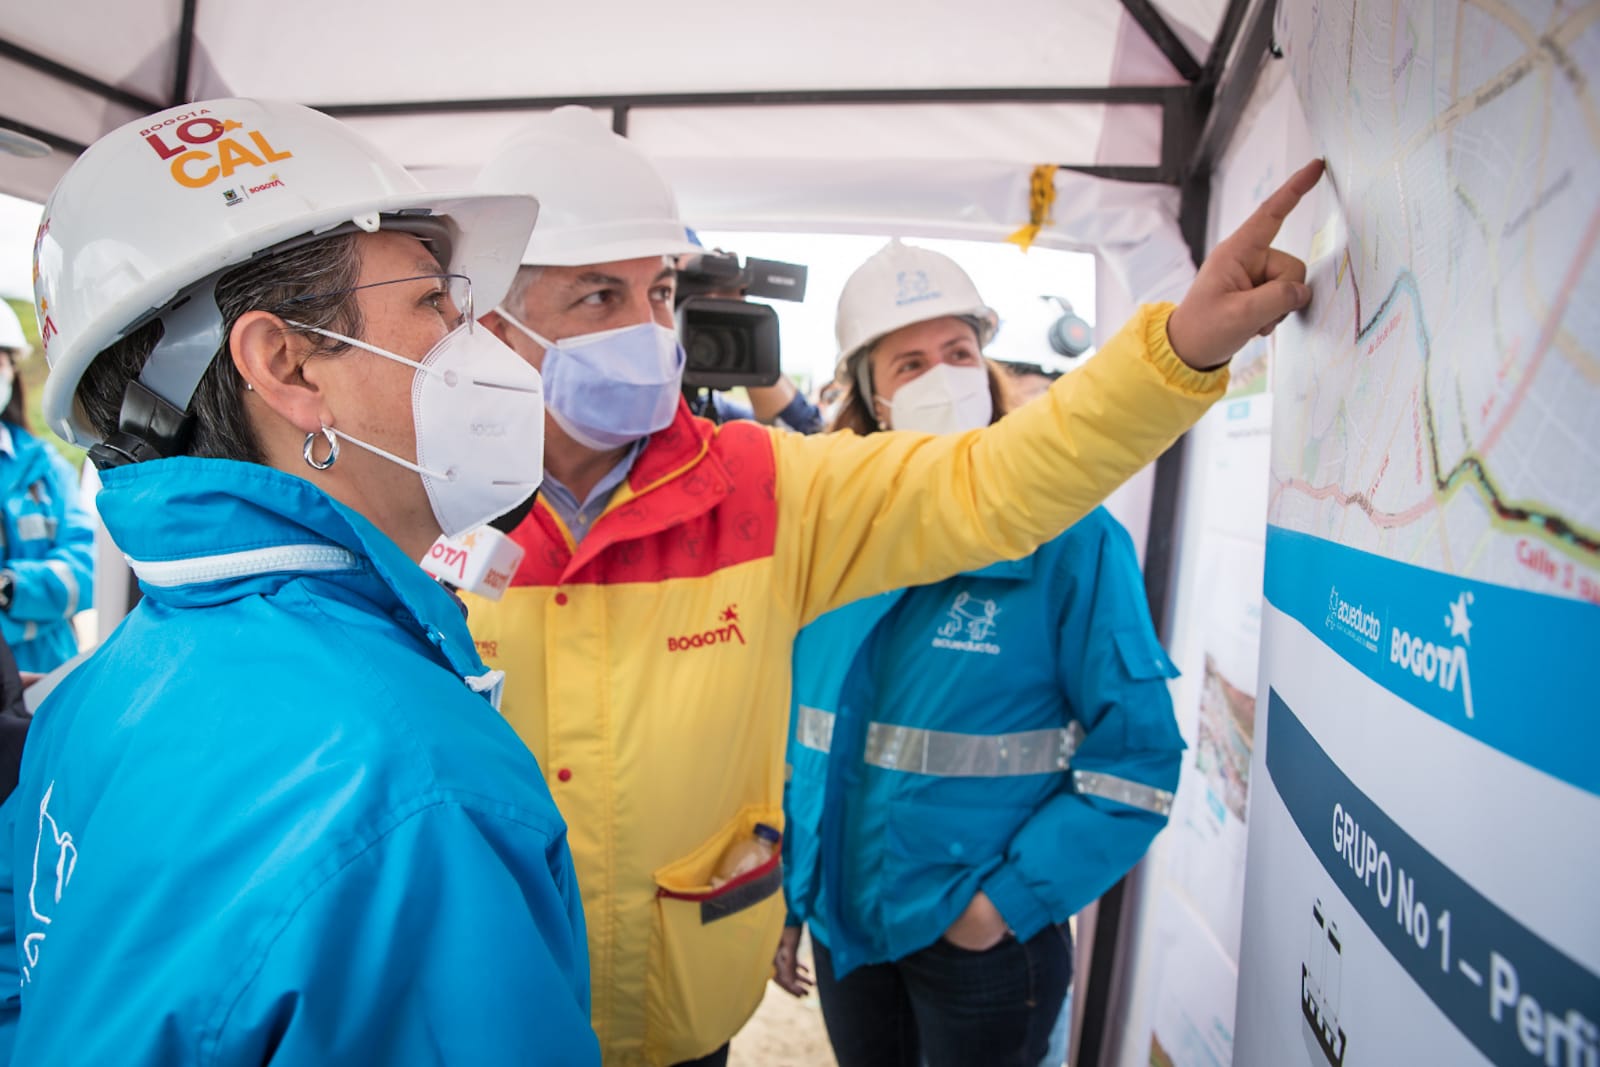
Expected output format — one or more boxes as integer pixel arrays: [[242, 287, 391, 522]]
[[930, 591, 1002, 655]]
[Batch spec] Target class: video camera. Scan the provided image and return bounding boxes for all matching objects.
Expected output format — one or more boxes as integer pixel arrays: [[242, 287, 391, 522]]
[[675, 250, 808, 390]]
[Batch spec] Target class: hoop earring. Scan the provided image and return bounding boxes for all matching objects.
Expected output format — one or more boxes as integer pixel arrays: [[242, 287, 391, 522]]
[[303, 428, 339, 471]]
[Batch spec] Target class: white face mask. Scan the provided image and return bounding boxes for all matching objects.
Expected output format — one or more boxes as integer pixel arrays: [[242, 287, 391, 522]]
[[0, 363, 13, 416], [289, 320, 545, 538], [884, 362, 993, 434], [497, 308, 683, 451]]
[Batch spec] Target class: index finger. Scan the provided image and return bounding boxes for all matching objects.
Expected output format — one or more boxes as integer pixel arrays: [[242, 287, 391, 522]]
[[1232, 159, 1325, 247]]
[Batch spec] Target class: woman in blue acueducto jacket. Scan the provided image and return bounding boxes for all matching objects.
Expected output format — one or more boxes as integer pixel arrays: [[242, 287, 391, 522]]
[[774, 241, 1186, 1067], [0, 99, 595, 1065], [0, 303, 92, 675]]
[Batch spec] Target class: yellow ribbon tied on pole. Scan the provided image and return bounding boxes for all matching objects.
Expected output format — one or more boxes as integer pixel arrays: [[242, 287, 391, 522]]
[[1006, 164, 1059, 253]]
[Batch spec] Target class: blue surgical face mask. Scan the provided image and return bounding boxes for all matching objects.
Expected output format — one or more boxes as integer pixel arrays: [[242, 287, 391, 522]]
[[496, 308, 684, 450]]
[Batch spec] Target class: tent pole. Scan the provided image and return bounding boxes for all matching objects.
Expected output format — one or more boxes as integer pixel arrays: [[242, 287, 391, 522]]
[[315, 85, 1177, 117], [1117, 0, 1203, 82], [0, 39, 161, 114], [171, 0, 200, 106], [1199, 0, 1256, 92], [1187, 0, 1282, 183]]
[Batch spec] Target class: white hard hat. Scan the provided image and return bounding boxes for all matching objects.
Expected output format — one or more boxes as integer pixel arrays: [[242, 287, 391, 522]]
[[834, 239, 998, 370], [0, 300, 27, 355], [474, 106, 700, 267], [34, 98, 539, 446]]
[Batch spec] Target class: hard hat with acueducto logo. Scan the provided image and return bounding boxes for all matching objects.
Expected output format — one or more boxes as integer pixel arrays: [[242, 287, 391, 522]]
[[834, 239, 998, 403], [34, 98, 539, 452], [834, 239, 998, 366]]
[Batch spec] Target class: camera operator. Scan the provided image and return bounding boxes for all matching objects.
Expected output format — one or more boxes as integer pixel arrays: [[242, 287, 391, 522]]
[[675, 244, 823, 434]]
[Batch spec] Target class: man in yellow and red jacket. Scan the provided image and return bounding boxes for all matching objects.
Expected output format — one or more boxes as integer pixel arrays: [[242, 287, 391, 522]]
[[467, 106, 1322, 1066]]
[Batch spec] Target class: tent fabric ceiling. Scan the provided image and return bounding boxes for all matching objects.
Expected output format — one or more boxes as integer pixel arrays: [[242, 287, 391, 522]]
[[0, 0, 1243, 312]]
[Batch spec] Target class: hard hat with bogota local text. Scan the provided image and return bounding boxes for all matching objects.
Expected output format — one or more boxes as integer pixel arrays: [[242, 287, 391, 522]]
[[473, 106, 701, 268], [0, 300, 28, 355], [34, 98, 540, 448], [834, 239, 999, 377]]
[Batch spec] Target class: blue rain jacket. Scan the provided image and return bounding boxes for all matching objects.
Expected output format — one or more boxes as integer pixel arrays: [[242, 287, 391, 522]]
[[785, 508, 1183, 976], [0, 458, 596, 1065], [0, 424, 93, 673]]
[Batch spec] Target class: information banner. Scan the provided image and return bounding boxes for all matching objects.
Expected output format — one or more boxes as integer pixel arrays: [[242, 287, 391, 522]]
[[1237, 0, 1600, 1064]]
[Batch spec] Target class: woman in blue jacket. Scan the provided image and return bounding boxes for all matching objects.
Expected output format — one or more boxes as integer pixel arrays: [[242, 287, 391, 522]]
[[0, 303, 93, 675], [776, 241, 1185, 1067], [0, 100, 595, 1065]]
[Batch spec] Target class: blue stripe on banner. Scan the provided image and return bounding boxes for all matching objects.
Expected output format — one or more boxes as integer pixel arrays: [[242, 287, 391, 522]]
[[1263, 526, 1600, 797], [1265, 690, 1600, 1064]]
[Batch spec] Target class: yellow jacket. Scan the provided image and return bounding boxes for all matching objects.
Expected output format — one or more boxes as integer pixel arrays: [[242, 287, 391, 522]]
[[466, 304, 1224, 1064]]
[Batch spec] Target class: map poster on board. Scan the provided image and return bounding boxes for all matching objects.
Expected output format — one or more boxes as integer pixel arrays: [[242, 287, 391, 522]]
[[1235, 1, 1600, 1065]]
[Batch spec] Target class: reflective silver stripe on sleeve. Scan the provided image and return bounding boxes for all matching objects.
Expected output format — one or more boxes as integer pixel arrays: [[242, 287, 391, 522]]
[[44, 560, 79, 617], [1072, 770, 1175, 815], [864, 721, 1085, 778], [796, 705, 837, 753]]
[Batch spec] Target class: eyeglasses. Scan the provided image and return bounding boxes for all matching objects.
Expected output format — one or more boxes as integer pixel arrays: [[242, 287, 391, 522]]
[[283, 272, 474, 332]]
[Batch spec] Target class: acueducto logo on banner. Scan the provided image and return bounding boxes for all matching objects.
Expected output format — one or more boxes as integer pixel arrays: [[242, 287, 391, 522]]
[[1326, 586, 1382, 652], [140, 110, 293, 189]]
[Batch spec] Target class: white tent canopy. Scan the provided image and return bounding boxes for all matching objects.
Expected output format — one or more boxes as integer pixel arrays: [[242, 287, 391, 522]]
[[0, 0, 1272, 317]]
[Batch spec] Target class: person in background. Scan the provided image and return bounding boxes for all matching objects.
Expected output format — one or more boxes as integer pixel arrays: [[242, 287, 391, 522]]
[[815, 375, 848, 428], [697, 369, 822, 433], [0, 302, 92, 674], [467, 103, 1321, 1066], [0, 633, 32, 804], [0, 98, 595, 1065], [674, 239, 823, 434], [774, 243, 1182, 1067]]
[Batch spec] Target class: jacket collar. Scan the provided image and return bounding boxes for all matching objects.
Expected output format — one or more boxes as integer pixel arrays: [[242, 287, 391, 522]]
[[962, 554, 1036, 582], [98, 457, 489, 685], [535, 398, 737, 580]]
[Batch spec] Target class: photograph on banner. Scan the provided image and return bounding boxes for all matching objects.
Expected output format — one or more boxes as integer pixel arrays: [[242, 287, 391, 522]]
[[1143, 888, 1237, 1067], [1162, 533, 1263, 957], [1237, 0, 1600, 1063]]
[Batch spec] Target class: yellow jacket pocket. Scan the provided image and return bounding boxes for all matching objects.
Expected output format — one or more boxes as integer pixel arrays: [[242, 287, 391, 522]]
[[645, 806, 786, 1065]]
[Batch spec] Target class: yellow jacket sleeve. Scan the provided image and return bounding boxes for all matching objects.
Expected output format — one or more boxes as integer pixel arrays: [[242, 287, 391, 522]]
[[773, 302, 1225, 625]]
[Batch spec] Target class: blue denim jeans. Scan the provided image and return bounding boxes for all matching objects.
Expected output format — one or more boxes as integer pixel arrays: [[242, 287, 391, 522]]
[[812, 923, 1074, 1067], [670, 1043, 728, 1067]]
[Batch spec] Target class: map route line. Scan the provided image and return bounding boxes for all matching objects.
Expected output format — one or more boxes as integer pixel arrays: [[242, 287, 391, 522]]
[[1478, 197, 1600, 456], [1274, 249, 1600, 558], [1378, 3, 1600, 185]]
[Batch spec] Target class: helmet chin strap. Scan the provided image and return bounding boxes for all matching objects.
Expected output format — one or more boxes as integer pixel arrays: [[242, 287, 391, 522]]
[[89, 277, 222, 470], [851, 348, 891, 430]]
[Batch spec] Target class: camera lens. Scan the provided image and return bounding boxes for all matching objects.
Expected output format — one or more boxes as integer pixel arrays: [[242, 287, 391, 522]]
[[688, 327, 745, 372]]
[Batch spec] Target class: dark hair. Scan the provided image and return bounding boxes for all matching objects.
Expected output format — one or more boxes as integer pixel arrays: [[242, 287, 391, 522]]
[[0, 350, 26, 431], [829, 352, 1009, 435], [76, 236, 363, 464]]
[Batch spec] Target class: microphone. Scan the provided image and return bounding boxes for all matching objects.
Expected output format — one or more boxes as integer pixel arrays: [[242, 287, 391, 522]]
[[421, 526, 525, 601]]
